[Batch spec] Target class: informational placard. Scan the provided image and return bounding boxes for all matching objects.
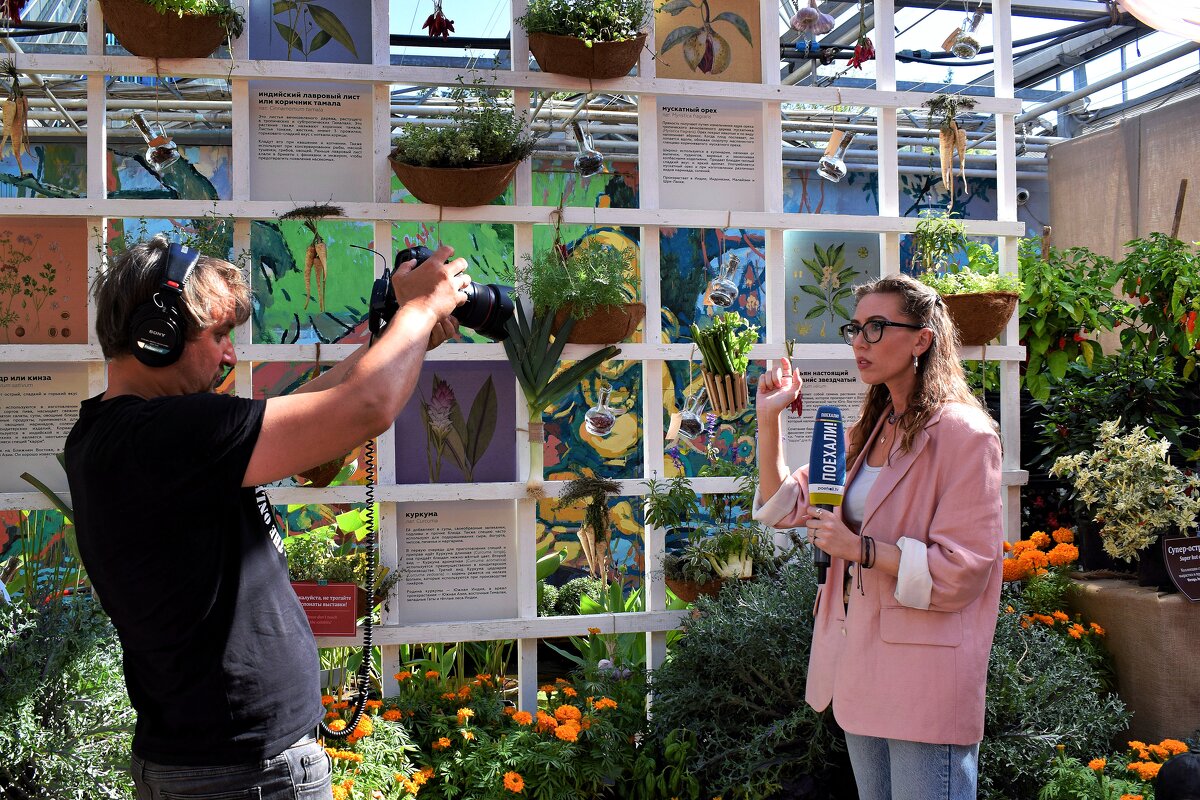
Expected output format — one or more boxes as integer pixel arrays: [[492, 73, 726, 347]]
[[782, 360, 867, 471], [396, 501, 517, 624], [0, 364, 88, 492], [1163, 537, 1200, 602], [248, 80, 372, 202], [658, 97, 763, 211], [291, 582, 358, 636], [784, 230, 881, 343]]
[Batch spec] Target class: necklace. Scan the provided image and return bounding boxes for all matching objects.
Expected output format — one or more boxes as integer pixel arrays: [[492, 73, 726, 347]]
[[879, 408, 910, 447]]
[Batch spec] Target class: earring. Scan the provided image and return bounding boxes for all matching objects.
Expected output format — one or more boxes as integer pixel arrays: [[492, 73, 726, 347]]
[[913, 354, 920, 371]]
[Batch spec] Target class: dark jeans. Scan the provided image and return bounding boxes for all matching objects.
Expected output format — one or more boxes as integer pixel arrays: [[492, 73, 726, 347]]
[[131, 735, 332, 800]]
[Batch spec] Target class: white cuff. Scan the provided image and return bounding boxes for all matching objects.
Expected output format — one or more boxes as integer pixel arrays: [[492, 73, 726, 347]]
[[752, 473, 802, 529], [894, 536, 932, 609]]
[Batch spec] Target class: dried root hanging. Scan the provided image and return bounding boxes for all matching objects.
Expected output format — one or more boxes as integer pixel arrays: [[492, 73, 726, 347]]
[[0, 60, 29, 174]]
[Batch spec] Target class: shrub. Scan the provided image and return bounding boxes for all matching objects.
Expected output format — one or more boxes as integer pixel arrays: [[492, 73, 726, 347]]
[[517, 0, 650, 43]]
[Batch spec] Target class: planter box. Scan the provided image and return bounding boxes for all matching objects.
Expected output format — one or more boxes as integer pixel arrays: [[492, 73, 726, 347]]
[[527, 32, 647, 80], [389, 160, 518, 207], [1068, 577, 1200, 743]]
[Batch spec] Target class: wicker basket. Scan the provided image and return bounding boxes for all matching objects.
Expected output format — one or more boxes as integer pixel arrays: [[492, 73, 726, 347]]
[[552, 303, 645, 344], [389, 160, 518, 207], [527, 32, 647, 80], [701, 369, 749, 417], [100, 0, 228, 58], [941, 291, 1019, 346]]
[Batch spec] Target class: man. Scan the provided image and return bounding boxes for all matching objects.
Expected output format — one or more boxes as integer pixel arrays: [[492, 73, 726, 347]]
[[64, 235, 467, 799]]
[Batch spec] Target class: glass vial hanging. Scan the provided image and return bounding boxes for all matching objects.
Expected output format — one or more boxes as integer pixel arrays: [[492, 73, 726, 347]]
[[584, 383, 618, 437], [678, 387, 708, 441], [571, 120, 604, 179], [129, 111, 180, 171], [950, 11, 983, 59], [817, 129, 855, 183], [708, 253, 740, 308]]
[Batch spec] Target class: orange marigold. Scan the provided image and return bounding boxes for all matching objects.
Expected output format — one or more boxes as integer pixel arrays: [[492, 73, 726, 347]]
[[425, 670, 440, 679], [503, 771, 525, 793], [1052, 610, 1069, 622], [1161, 739, 1189, 756], [382, 709, 403, 722], [1148, 744, 1168, 760], [1011, 540, 1035, 556], [562, 686, 578, 697], [461, 729, 476, 741], [555, 704, 582, 723], [324, 710, 338, 721], [1128, 741, 1150, 760], [1003, 540, 1013, 552], [535, 711, 558, 732], [1029, 531, 1051, 549], [1127, 761, 1161, 781], [352, 715, 374, 738], [1090, 622, 1106, 636], [1048, 543, 1079, 567], [1089, 758, 1106, 772], [588, 627, 602, 635], [332, 701, 349, 710], [1002, 558, 1030, 582], [539, 684, 556, 693], [457, 707, 475, 724], [432, 736, 452, 751], [328, 719, 348, 732], [1068, 624, 1085, 639], [592, 697, 618, 711], [395, 671, 413, 682], [555, 723, 580, 742], [321, 694, 335, 705], [1052, 527, 1074, 544], [513, 711, 534, 726], [1018, 548, 1050, 569], [441, 692, 458, 701], [1119, 795, 1143, 800]]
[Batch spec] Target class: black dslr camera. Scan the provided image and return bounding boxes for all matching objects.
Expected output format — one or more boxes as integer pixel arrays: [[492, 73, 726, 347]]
[[368, 246, 514, 342]]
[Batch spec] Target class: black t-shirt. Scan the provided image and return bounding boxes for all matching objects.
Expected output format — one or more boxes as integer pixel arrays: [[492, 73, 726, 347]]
[[64, 392, 322, 766]]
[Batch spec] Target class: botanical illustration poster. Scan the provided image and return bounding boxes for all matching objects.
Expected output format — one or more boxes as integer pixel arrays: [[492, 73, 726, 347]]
[[248, 80, 373, 202], [784, 230, 881, 342], [248, 0, 372, 63], [657, 97, 764, 212], [655, 0, 761, 83], [0, 364, 88, 492], [394, 362, 517, 485], [0, 217, 87, 345], [396, 501, 517, 624]]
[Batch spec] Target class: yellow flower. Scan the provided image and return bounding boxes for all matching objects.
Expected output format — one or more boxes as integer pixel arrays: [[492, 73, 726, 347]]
[[1089, 758, 1106, 772], [457, 707, 475, 724], [352, 715, 374, 738], [503, 771, 525, 793], [461, 729, 476, 741], [328, 719, 348, 732], [432, 736, 452, 750]]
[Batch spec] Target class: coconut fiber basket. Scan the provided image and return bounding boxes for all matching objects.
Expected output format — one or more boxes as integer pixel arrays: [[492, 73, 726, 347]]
[[553, 303, 645, 344], [942, 292, 1019, 346], [100, 0, 228, 58], [390, 161, 519, 207], [527, 32, 647, 80]]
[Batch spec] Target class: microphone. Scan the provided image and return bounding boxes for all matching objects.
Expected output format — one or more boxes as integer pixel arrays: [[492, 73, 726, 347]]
[[807, 406, 846, 585]]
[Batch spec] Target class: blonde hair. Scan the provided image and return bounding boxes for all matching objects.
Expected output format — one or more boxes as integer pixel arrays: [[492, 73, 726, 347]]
[[846, 274, 987, 466]]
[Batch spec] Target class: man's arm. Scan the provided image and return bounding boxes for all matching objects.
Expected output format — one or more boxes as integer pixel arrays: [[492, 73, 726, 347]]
[[242, 245, 468, 487]]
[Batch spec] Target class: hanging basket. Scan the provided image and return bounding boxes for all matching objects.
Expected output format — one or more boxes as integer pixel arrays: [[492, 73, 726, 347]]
[[99, 0, 229, 58], [664, 576, 726, 603], [527, 32, 647, 80], [701, 369, 749, 417], [389, 160, 519, 207], [941, 291, 1019, 346], [552, 302, 645, 344]]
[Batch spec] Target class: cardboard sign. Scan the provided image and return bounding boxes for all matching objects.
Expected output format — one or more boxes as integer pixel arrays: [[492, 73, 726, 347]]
[[1163, 537, 1200, 602], [291, 582, 359, 636]]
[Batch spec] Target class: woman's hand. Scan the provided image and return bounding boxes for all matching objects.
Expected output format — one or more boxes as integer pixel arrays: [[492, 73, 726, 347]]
[[756, 358, 802, 418], [805, 505, 859, 562]]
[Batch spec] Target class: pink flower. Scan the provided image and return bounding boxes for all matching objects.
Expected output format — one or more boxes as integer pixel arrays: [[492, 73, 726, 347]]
[[426, 376, 456, 437]]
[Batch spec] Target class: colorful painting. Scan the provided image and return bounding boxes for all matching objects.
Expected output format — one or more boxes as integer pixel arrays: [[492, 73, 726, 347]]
[[0, 218, 87, 344], [784, 230, 880, 342], [249, 0, 372, 63], [655, 0, 760, 83], [660, 227, 766, 342], [394, 362, 517, 484]]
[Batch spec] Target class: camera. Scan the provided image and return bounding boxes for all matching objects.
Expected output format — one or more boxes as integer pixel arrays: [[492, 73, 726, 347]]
[[1015, 186, 1031, 206], [369, 246, 514, 342]]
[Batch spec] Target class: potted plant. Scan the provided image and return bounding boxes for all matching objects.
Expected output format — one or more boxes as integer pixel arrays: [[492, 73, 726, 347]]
[[1050, 419, 1200, 590], [283, 516, 400, 626], [388, 76, 539, 207], [910, 206, 967, 275], [99, 0, 244, 59], [514, 237, 644, 344], [690, 312, 757, 417], [556, 475, 622, 579], [517, 0, 651, 80]]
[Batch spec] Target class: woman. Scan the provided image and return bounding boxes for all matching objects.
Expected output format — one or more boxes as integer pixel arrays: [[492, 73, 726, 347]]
[[754, 274, 1003, 800]]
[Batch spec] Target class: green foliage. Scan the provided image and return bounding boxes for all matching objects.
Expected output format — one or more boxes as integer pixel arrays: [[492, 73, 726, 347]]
[[142, 0, 245, 38], [1038, 747, 1156, 800], [662, 527, 775, 583], [691, 312, 757, 376], [649, 561, 841, 798], [540, 574, 605, 616], [0, 597, 135, 799], [979, 584, 1130, 800], [643, 472, 702, 530], [628, 728, 702, 800], [389, 75, 539, 168], [1018, 239, 1132, 402], [922, 94, 978, 130], [1114, 232, 1200, 381], [515, 239, 639, 318], [518, 0, 650, 42], [919, 266, 1022, 295], [282, 511, 399, 600], [911, 208, 967, 275]]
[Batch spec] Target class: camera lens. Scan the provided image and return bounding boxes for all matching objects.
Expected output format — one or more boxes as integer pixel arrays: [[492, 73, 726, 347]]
[[394, 247, 514, 341]]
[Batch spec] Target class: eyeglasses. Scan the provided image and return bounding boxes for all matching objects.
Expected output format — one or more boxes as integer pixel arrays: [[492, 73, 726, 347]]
[[839, 320, 926, 345]]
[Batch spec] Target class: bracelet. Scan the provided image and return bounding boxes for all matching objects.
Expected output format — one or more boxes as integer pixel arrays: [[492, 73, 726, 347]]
[[859, 535, 875, 569]]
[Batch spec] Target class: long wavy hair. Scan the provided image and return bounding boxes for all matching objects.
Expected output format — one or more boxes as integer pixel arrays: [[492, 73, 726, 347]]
[[846, 274, 988, 466]]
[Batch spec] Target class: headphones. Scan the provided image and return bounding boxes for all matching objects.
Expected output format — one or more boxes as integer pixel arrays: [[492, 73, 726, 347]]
[[128, 242, 200, 368]]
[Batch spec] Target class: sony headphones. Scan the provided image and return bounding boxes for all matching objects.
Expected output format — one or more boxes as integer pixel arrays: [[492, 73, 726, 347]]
[[128, 242, 200, 368]]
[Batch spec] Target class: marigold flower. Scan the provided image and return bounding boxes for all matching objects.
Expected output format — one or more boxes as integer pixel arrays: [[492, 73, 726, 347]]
[[1048, 542, 1079, 567], [457, 707, 475, 721], [588, 627, 602, 635], [425, 670, 440, 679], [592, 697, 618, 711], [555, 678, 570, 685], [1052, 610, 1069, 622], [324, 711, 338, 720], [1002, 558, 1029, 582], [365, 699, 383, 711], [332, 701, 349, 710], [382, 709, 403, 722], [395, 671, 413, 682], [535, 711, 558, 732], [554, 722, 579, 742], [440, 691, 457, 701], [1128, 741, 1150, 759], [320, 694, 335, 705], [1052, 527, 1074, 544], [562, 686, 578, 697], [1148, 744, 1168, 759], [328, 719, 348, 732], [503, 706, 516, 716], [1089, 758, 1106, 772], [332, 786, 349, 800], [1003, 541, 1012, 552], [432, 736, 452, 750], [503, 771, 525, 793], [1004, 604, 1015, 614], [1127, 761, 1161, 781], [1068, 624, 1084, 639], [461, 729, 476, 741], [513, 711, 534, 726], [352, 715, 373, 738], [1018, 548, 1050, 570], [1161, 739, 1189, 756], [458, 686, 472, 699], [1090, 622, 1106, 636], [1029, 531, 1051, 549], [1119, 795, 1143, 800], [539, 684, 556, 693], [1011, 540, 1035, 556], [581, 716, 593, 730], [555, 704, 582, 723]]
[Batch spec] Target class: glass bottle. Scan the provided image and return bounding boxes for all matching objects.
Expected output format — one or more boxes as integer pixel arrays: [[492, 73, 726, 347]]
[[678, 387, 708, 441], [584, 383, 618, 437], [708, 253, 740, 308], [129, 111, 180, 171], [950, 16, 981, 59], [817, 129, 855, 183], [572, 121, 604, 179]]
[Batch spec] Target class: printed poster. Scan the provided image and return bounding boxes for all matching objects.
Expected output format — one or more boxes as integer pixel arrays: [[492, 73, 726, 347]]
[[782, 359, 867, 472], [655, 0, 761, 83], [0, 218, 88, 345], [248, 0, 372, 64], [0, 364, 88, 492], [784, 230, 881, 342]]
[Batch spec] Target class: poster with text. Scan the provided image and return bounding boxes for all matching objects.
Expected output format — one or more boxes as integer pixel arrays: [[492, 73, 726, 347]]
[[394, 362, 518, 485], [396, 501, 517, 624], [0, 218, 88, 345], [658, 97, 763, 211], [655, 0, 761, 83], [782, 360, 867, 473], [249, 0, 372, 64], [0, 364, 88, 492], [248, 80, 372, 201], [784, 230, 881, 342]]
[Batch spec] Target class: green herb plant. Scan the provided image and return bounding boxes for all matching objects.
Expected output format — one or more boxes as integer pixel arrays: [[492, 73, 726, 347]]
[[691, 311, 757, 376], [910, 207, 967, 275], [389, 73, 539, 169], [282, 508, 399, 601], [1114, 232, 1200, 380], [515, 238, 639, 319], [517, 0, 650, 43], [144, 0, 245, 39]]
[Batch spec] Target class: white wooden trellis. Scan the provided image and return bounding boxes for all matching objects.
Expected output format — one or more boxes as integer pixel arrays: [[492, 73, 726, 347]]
[[0, 0, 1026, 712]]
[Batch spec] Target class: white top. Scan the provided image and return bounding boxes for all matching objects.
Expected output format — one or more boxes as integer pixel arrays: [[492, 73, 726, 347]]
[[843, 462, 881, 530]]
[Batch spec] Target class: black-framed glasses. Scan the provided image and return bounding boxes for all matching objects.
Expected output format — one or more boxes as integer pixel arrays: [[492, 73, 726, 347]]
[[839, 320, 926, 345]]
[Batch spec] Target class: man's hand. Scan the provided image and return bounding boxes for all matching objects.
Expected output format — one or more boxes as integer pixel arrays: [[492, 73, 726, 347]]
[[428, 316, 460, 350], [392, 244, 470, 325]]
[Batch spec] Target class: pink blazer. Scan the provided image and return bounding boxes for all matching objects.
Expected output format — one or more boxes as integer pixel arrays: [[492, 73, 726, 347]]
[[757, 402, 1003, 745]]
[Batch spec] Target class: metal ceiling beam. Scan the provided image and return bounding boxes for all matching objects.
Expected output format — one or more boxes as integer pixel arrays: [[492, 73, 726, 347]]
[[895, 0, 1116, 22]]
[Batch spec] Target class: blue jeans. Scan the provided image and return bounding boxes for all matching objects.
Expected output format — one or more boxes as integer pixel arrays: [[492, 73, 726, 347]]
[[845, 732, 980, 800], [131, 735, 332, 800]]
